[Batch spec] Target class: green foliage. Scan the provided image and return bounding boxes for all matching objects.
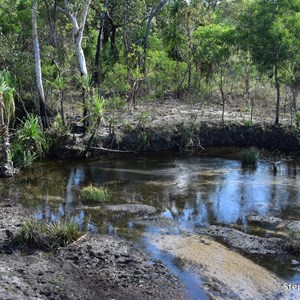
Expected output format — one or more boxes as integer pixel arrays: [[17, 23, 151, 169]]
[[9, 143, 37, 168], [15, 219, 82, 251], [238, 0, 300, 73], [287, 228, 300, 252], [16, 114, 48, 156], [0, 69, 15, 125], [10, 114, 48, 168], [147, 49, 185, 96], [51, 114, 69, 135], [242, 120, 253, 127], [80, 185, 110, 203], [193, 24, 235, 65], [295, 111, 300, 129], [240, 147, 259, 166], [103, 63, 130, 94], [85, 93, 106, 129], [135, 111, 149, 128]]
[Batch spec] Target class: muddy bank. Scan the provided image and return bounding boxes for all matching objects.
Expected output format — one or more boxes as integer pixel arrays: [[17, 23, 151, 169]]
[[0, 199, 185, 300], [50, 121, 300, 159], [46, 100, 300, 158], [196, 225, 287, 255]]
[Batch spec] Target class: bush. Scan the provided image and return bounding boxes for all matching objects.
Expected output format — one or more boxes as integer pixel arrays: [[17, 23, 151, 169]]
[[16, 114, 48, 156], [10, 114, 48, 168], [15, 219, 83, 251], [240, 147, 259, 166], [80, 185, 110, 203]]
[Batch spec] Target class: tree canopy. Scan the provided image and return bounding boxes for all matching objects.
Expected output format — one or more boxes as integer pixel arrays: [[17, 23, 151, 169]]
[[0, 0, 300, 128]]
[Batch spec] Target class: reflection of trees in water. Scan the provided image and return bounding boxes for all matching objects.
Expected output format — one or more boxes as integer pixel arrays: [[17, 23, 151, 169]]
[[6, 156, 300, 233]]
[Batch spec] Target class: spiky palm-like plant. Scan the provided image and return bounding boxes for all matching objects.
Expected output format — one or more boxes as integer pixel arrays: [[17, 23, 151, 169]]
[[0, 70, 16, 177]]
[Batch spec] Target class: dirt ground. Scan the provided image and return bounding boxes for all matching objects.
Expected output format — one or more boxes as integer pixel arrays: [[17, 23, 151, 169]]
[[0, 198, 186, 300]]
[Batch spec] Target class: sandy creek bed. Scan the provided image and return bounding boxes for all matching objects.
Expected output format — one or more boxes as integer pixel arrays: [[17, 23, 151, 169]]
[[148, 232, 298, 300]]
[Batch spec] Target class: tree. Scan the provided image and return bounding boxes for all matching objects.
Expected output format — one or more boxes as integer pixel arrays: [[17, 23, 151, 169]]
[[32, 0, 49, 128], [143, 0, 168, 73], [238, 0, 300, 125], [60, 0, 91, 77], [59, 0, 92, 133], [193, 24, 235, 123], [0, 70, 16, 177]]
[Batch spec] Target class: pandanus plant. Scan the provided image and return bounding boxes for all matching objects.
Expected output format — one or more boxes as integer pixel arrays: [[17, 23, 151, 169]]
[[0, 70, 16, 177]]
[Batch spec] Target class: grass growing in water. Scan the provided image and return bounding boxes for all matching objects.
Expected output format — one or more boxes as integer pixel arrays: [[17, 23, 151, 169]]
[[240, 147, 259, 166], [80, 185, 110, 203], [15, 219, 83, 251]]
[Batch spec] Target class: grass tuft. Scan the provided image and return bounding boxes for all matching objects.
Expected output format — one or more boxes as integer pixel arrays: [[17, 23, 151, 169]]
[[80, 185, 110, 203], [240, 147, 259, 166], [286, 229, 300, 253], [15, 219, 83, 251]]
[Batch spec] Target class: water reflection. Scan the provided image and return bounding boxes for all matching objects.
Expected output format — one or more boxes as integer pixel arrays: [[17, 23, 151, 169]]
[[2, 149, 300, 282], [5, 151, 300, 228]]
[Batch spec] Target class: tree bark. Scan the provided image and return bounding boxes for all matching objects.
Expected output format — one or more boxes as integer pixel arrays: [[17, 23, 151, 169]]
[[62, 0, 91, 134], [274, 64, 280, 125], [63, 0, 91, 77], [32, 0, 49, 128], [94, 13, 105, 84]]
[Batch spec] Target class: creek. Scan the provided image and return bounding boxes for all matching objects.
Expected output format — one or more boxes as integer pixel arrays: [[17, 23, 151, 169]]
[[2, 147, 300, 299]]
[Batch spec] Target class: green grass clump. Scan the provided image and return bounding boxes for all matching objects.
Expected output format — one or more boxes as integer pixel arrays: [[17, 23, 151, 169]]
[[15, 219, 83, 251], [80, 185, 110, 203], [287, 229, 300, 252], [240, 147, 259, 166]]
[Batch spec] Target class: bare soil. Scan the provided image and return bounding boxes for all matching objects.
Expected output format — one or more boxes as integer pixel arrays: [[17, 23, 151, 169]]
[[52, 98, 300, 158], [0, 198, 186, 300]]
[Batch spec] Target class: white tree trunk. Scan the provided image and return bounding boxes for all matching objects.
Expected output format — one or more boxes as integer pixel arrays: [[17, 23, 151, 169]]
[[63, 0, 91, 76], [32, 0, 48, 127]]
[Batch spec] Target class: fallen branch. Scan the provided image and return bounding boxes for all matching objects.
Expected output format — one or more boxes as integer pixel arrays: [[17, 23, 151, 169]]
[[90, 146, 137, 154]]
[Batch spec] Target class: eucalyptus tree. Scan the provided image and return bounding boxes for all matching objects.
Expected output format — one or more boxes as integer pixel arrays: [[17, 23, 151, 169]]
[[193, 23, 235, 124], [59, 0, 92, 133], [143, 0, 168, 73], [59, 0, 92, 77], [32, 0, 49, 128], [238, 0, 300, 125]]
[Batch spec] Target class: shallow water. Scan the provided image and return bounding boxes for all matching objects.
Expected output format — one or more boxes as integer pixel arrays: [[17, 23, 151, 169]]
[[2, 147, 300, 297]]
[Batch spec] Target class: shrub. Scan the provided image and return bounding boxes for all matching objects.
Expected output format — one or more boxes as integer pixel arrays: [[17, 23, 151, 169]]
[[80, 185, 110, 203], [11, 114, 48, 168], [240, 147, 259, 166], [15, 219, 82, 251], [16, 114, 48, 156], [9, 143, 37, 168]]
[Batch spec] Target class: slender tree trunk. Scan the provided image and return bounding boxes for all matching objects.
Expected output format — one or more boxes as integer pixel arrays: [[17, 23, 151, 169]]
[[62, 0, 91, 134], [143, 0, 168, 74], [44, 0, 58, 48], [292, 87, 298, 112], [177, 64, 189, 98], [274, 64, 280, 125], [220, 67, 226, 125], [94, 14, 105, 84], [60, 90, 65, 127], [32, 0, 49, 128]]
